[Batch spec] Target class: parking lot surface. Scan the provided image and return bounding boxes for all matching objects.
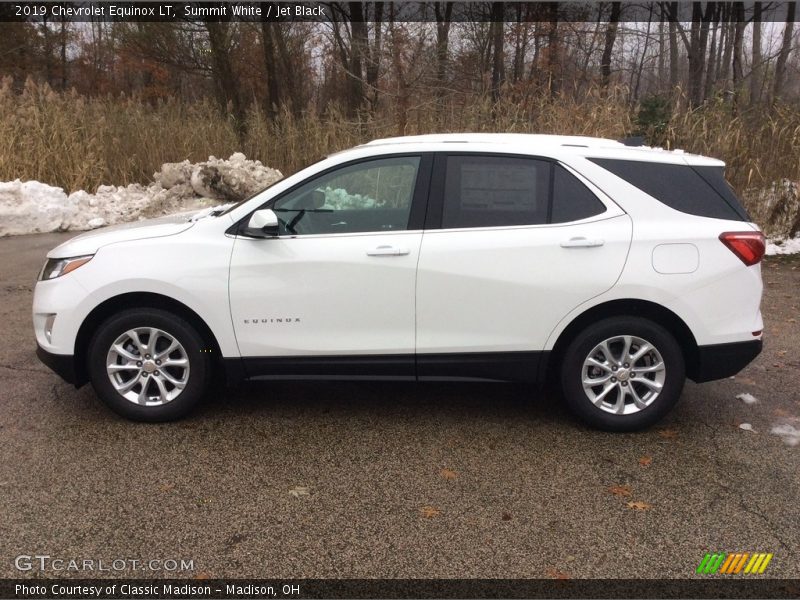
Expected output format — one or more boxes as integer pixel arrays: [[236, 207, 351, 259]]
[[1, 233, 798, 579]]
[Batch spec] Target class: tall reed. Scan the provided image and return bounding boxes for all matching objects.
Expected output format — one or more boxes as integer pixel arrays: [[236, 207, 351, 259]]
[[2, 78, 798, 208]]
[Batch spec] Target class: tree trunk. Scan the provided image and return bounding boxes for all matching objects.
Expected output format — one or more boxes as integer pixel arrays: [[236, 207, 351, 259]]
[[434, 2, 453, 101], [668, 2, 679, 93], [348, 1, 367, 114], [750, 1, 762, 106], [600, 2, 621, 88], [720, 6, 734, 89], [547, 2, 560, 96], [260, 20, 281, 120], [732, 2, 745, 110], [204, 20, 246, 143], [364, 3, 383, 110], [772, 1, 795, 103], [703, 3, 719, 100], [490, 2, 505, 107], [60, 21, 67, 90], [658, 13, 666, 91]]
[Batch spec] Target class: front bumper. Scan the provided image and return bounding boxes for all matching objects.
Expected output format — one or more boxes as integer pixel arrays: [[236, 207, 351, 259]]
[[36, 344, 81, 386], [690, 339, 763, 383]]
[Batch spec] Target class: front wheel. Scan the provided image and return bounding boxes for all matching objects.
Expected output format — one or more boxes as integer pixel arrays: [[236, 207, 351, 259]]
[[87, 308, 211, 421], [560, 317, 685, 431]]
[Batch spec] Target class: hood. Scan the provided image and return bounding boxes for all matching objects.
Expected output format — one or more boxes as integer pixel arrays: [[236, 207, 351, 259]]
[[47, 214, 195, 258]]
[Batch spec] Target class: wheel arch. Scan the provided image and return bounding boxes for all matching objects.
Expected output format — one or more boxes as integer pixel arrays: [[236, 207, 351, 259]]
[[73, 292, 227, 387], [544, 299, 700, 382]]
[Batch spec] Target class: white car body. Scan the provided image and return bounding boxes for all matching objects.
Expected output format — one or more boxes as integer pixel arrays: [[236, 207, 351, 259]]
[[33, 134, 764, 427]]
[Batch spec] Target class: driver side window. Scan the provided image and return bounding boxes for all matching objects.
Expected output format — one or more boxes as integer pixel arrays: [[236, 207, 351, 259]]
[[272, 156, 420, 236]]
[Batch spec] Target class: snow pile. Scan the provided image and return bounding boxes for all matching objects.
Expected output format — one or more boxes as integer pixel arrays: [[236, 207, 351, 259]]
[[321, 187, 379, 210], [746, 179, 800, 239], [766, 235, 800, 256], [0, 153, 282, 237]]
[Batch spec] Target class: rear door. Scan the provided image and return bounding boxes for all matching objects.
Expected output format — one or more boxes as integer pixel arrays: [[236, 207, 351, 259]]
[[415, 153, 632, 380]]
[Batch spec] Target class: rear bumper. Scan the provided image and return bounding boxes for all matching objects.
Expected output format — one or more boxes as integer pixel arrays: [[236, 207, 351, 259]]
[[690, 339, 762, 383], [36, 344, 80, 386]]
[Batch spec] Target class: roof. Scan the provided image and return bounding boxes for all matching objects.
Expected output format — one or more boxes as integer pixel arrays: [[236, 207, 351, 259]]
[[358, 133, 722, 166]]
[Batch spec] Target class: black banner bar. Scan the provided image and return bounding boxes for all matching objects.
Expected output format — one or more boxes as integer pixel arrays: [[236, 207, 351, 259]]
[[3, 579, 800, 599], [0, 1, 798, 23]]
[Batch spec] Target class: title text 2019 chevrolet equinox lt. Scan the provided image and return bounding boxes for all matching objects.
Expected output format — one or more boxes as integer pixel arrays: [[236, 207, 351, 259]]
[[33, 134, 765, 430]]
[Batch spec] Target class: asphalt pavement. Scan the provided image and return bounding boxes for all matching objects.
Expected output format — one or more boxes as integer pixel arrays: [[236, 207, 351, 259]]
[[1, 232, 798, 579]]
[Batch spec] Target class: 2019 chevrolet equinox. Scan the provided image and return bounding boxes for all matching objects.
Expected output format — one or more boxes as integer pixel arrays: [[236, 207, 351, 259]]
[[33, 134, 764, 430]]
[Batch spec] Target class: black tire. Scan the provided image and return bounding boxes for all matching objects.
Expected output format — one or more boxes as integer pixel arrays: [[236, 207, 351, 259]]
[[559, 316, 685, 431], [87, 308, 211, 422]]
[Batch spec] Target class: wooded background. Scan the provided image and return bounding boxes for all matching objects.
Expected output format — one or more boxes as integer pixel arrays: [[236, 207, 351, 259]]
[[1, 1, 798, 197]]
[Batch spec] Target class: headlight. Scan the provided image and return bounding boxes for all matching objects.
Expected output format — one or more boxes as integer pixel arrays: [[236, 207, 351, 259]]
[[39, 255, 93, 281]]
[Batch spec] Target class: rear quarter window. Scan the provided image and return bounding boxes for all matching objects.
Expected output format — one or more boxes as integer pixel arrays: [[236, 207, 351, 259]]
[[588, 158, 749, 221]]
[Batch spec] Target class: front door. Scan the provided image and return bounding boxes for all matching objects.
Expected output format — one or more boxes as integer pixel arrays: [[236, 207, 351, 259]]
[[229, 155, 429, 376]]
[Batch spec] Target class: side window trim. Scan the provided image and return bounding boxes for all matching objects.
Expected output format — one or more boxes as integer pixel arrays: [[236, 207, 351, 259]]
[[231, 152, 433, 237], [425, 152, 610, 231]]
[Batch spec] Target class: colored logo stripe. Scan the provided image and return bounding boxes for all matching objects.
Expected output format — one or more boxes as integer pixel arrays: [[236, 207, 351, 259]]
[[697, 552, 773, 575]]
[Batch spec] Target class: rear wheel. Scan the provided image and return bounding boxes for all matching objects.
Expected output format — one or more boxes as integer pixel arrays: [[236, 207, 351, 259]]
[[560, 316, 685, 431], [87, 308, 211, 421]]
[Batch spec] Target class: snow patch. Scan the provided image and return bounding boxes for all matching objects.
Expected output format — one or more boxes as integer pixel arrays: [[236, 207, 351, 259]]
[[0, 154, 282, 237], [766, 234, 800, 256], [736, 393, 758, 405], [770, 423, 800, 446]]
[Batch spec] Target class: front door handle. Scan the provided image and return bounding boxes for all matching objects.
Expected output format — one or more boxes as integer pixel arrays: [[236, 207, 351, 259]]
[[561, 237, 605, 248], [366, 245, 410, 256]]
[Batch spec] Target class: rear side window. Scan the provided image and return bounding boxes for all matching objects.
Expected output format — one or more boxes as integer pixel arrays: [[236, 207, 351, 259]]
[[589, 158, 749, 221], [441, 156, 606, 229], [552, 165, 607, 223], [443, 155, 549, 228]]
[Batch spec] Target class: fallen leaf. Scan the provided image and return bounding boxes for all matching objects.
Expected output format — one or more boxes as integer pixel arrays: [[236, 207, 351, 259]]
[[626, 501, 653, 511], [193, 573, 212, 580], [638, 456, 653, 467], [289, 486, 310, 498], [777, 350, 788, 357], [502, 512, 512, 521], [608, 484, 632, 497], [546, 568, 571, 579], [440, 468, 458, 480], [658, 429, 679, 439], [159, 483, 175, 492], [419, 506, 441, 518], [738, 422, 755, 432]]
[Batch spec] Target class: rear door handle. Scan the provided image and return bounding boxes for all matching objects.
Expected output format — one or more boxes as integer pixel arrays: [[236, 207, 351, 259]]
[[561, 237, 605, 248], [366, 245, 410, 256]]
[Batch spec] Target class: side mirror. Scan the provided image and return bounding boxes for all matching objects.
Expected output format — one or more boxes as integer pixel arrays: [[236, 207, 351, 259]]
[[243, 209, 279, 238]]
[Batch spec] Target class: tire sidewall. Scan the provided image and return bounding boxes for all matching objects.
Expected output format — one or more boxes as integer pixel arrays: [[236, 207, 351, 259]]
[[87, 308, 209, 421], [560, 317, 685, 431]]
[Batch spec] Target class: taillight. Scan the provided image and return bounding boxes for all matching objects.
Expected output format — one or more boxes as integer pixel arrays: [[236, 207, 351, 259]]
[[719, 231, 766, 266]]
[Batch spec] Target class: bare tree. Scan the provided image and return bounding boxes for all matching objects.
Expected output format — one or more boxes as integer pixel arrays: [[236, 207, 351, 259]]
[[601, 2, 622, 88], [750, 1, 762, 106], [490, 2, 505, 106], [772, 1, 796, 103]]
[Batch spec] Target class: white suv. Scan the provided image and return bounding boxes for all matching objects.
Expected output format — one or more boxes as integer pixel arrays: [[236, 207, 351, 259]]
[[33, 134, 765, 430]]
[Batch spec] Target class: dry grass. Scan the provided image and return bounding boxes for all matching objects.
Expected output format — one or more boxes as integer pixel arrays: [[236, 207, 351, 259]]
[[2, 78, 799, 208]]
